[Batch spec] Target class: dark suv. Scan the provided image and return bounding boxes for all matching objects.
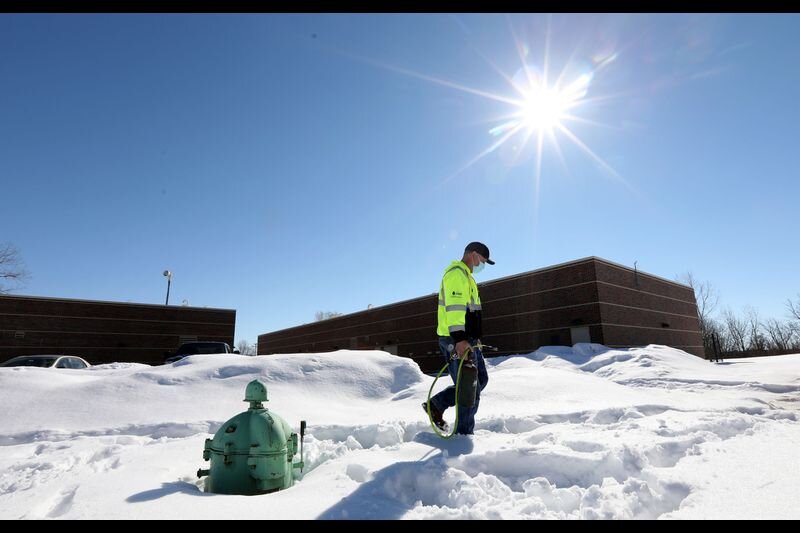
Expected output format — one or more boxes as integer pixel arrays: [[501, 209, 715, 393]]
[[164, 342, 239, 364]]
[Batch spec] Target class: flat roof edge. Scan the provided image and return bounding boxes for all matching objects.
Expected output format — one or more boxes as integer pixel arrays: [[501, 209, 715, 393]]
[[0, 293, 236, 313]]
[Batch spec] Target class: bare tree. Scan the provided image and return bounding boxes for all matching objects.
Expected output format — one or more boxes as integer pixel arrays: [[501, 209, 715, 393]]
[[0, 243, 30, 294], [315, 311, 343, 321], [678, 272, 719, 327], [236, 340, 257, 356], [678, 272, 720, 356], [764, 318, 796, 352], [722, 308, 748, 353], [792, 323, 800, 351], [706, 317, 733, 354], [788, 295, 800, 322], [744, 306, 766, 352]]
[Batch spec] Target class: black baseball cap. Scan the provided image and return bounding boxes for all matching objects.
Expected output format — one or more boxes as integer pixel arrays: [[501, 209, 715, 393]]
[[464, 242, 495, 265]]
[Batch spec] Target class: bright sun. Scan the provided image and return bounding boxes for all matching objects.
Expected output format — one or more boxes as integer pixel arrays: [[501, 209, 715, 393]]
[[519, 87, 568, 132], [345, 22, 622, 188]]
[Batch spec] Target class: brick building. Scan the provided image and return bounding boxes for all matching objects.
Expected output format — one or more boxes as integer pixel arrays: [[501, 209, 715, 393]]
[[0, 294, 236, 365], [257, 257, 702, 372]]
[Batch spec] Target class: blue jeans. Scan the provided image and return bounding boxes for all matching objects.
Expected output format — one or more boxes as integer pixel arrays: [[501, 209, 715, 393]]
[[429, 336, 489, 435]]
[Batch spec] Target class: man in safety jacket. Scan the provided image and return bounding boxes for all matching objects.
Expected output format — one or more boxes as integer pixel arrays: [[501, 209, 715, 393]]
[[422, 241, 494, 435]]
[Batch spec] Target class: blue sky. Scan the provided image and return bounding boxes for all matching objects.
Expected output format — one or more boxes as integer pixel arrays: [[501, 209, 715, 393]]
[[1, 14, 798, 345]]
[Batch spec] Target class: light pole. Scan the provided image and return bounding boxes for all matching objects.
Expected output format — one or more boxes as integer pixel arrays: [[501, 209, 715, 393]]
[[163, 270, 172, 305]]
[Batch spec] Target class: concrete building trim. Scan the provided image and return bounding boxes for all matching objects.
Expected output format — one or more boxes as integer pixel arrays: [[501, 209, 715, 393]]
[[597, 301, 700, 321], [596, 280, 697, 306], [0, 312, 234, 326], [485, 302, 600, 321], [0, 293, 235, 312], [606, 344, 704, 350], [602, 323, 701, 333], [477, 323, 604, 338]]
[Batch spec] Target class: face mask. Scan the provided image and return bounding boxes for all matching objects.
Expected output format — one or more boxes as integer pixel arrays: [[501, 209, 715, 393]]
[[473, 262, 485, 275]]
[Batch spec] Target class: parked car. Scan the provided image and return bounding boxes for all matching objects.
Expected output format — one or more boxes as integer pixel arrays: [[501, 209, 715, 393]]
[[0, 355, 91, 369], [164, 341, 239, 364]]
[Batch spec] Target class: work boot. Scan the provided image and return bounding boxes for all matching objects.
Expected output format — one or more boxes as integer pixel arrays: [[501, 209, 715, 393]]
[[422, 401, 448, 431]]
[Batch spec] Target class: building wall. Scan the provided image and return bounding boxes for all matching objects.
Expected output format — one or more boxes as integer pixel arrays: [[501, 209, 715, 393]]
[[593, 260, 703, 356], [478, 259, 603, 364], [0, 294, 236, 365]]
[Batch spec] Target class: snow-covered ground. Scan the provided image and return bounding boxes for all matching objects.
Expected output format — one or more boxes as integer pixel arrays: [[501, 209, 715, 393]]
[[1, 344, 798, 519]]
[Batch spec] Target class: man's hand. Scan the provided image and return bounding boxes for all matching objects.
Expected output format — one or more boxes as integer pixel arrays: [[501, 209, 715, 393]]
[[455, 340, 471, 359]]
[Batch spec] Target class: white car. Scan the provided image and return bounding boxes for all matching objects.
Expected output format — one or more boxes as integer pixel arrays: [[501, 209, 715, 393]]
[[0, 355, 91, 369]]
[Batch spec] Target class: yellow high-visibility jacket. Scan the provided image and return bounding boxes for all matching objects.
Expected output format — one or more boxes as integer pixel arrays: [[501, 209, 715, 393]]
[[436, 260, 483, 342]]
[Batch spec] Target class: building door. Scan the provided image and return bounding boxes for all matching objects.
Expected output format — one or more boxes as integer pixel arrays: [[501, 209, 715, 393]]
[[570, 326, 591, 345]]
